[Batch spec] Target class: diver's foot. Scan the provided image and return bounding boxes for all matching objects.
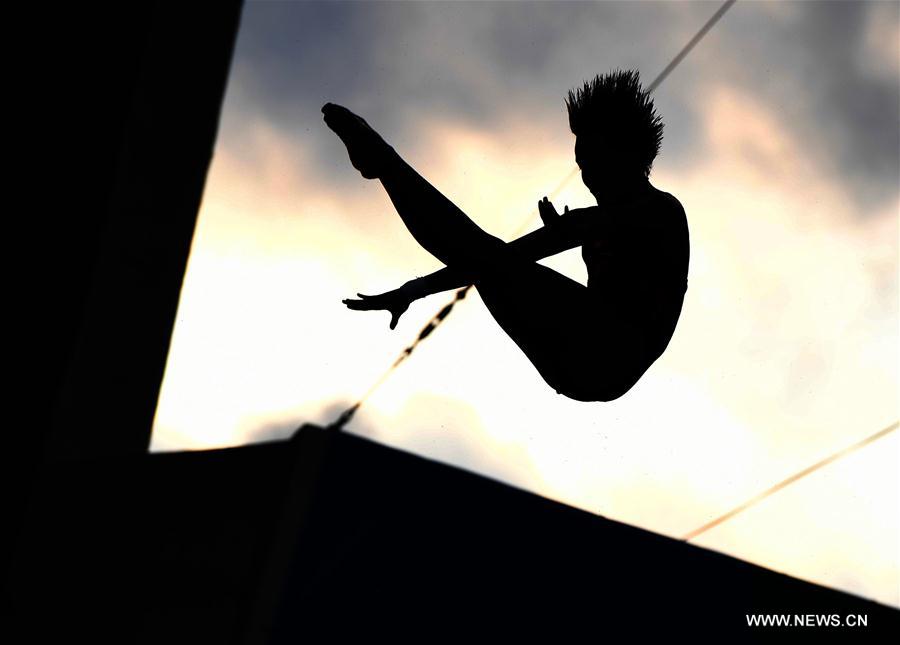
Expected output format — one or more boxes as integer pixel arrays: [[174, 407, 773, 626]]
[[322, 103, 397, 179]]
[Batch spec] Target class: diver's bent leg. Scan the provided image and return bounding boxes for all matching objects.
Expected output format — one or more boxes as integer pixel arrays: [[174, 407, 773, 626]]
[[379, 158, 503, 269], [474, 261, 642, 402], [323, 103, 500, 269]]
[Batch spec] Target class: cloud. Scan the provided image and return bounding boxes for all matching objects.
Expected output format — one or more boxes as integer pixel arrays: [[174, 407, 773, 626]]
[[228, 1, 897, 216], [707, 0, 899, 213]]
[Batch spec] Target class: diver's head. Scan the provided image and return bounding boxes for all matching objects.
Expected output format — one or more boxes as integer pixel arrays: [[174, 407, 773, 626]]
[[566, 70, 663, 201]]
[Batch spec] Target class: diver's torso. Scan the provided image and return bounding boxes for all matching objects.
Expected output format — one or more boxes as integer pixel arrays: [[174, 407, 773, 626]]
[[581, 187, 689, 362]]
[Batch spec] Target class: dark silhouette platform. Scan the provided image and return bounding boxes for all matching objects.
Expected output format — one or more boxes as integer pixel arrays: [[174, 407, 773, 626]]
[[11, 425, 898, 643]]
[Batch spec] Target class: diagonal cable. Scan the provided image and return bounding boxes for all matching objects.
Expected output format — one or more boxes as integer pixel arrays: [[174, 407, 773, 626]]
[[682, 420, 899, 541]]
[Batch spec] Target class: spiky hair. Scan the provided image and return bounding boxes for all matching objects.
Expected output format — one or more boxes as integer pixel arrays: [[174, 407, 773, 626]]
[[565, 69, 664, 177]]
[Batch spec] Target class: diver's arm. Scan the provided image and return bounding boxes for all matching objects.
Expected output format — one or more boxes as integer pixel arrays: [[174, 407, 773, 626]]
[[343, 205, 595, 328], [399, 206, 595, 301], [400, 267, 468, 299]]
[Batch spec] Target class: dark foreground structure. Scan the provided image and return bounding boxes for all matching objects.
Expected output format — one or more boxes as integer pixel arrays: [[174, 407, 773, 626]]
[[12, 425, 899, 643]]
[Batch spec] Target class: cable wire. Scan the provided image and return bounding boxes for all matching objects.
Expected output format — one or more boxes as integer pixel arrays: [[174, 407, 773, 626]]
[[682, 420, 899, 541]]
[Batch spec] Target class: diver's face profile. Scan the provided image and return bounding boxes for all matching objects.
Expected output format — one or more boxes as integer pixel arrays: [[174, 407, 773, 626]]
[[575, 134, 616, 197], [575, 133, 642, 201]]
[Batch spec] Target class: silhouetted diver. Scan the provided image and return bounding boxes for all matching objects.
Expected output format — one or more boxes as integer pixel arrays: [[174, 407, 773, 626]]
[[323, 69, 689, 402]]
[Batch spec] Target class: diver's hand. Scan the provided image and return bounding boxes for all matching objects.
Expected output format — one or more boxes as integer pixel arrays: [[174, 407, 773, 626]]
[[537, 196, 569, 226], [342, 289, 411, 330]]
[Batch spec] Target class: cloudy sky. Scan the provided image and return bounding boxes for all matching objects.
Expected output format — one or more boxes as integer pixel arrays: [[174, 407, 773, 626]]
[[151, 0, 899, 606]]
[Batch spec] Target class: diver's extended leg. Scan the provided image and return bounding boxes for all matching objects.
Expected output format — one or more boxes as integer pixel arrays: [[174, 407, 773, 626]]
[[323, 103, 502, 270]]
